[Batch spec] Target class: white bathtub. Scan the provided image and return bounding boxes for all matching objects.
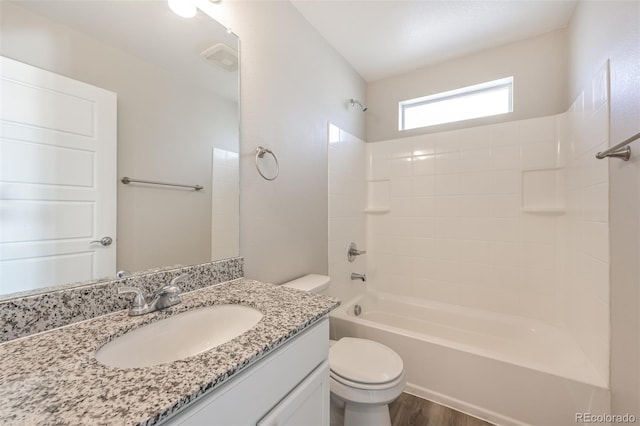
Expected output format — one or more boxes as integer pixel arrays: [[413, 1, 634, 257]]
[[330, 291, 610, 426]]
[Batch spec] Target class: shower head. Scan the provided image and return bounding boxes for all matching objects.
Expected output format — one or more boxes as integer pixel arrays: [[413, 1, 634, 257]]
[[350, 98, 368, 112]]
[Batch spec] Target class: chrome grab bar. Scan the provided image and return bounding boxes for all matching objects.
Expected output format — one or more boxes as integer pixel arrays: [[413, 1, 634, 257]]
[[121, 176, 203, 191], [596, 131, 640, 161]]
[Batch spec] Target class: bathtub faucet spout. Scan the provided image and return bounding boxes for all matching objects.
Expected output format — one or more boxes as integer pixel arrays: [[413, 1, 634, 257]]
[[351, 272, 366, 282]]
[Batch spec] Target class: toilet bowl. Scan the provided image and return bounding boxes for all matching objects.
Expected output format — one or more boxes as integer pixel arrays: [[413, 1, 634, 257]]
[[329, 337, 405, 426], [282, 275, 406, 426]]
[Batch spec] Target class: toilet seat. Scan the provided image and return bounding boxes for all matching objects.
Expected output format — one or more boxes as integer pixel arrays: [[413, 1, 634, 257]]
[[330, 369, 406, 406], [330, 369, 405, 391], [329, 337, 404, 386]]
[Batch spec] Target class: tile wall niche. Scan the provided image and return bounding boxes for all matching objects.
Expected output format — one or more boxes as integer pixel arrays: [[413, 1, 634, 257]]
[[327, 123, 367, 303]]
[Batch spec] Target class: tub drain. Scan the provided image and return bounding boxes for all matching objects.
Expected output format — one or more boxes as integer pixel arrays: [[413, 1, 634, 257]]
[[353, 304, 362, 316]]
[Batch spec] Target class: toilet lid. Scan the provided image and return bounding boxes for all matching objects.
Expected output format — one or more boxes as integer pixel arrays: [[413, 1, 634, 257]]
[[329, 337, 404, 385]]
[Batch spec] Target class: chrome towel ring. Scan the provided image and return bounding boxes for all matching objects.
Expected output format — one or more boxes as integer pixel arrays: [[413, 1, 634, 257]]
[[255, 146, 279, 181]]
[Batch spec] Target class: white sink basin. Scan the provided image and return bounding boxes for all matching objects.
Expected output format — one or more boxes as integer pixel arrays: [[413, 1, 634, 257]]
[[95, 305, 263, 368]]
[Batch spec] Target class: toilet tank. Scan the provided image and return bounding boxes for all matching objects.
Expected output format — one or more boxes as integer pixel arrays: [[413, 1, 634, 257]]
[[281, 274, 330, 294]]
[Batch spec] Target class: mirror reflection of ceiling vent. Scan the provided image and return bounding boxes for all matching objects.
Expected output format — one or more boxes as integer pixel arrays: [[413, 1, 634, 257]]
[[200, 43, 238, 72]]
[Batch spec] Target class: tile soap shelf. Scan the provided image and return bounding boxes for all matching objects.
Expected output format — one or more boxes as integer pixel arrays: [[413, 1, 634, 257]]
[[366, 179, 390, 214], [364, 207, 390, 214], [521, 207, 565, 215]]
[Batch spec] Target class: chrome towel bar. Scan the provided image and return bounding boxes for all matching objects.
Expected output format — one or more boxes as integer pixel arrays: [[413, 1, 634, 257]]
[[121, 177, 203, 191], [596, 131, 640, 161]]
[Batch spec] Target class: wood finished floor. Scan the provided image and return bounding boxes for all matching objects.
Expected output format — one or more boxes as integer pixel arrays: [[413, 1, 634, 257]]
[[331, 392, 494, 426], [389, 393, 494, 426]]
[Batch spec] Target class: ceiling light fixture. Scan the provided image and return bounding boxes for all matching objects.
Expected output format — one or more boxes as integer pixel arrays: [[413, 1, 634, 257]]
[[168, 0, 197, 18]]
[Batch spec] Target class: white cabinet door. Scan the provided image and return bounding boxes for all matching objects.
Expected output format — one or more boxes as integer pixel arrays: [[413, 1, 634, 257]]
[[258, 361, 330, 426], [163, 319, 329, 426], [0, 56, 117, 294]]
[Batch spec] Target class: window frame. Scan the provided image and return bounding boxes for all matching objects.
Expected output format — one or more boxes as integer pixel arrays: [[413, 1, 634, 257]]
[[398, 76, 514, 131]]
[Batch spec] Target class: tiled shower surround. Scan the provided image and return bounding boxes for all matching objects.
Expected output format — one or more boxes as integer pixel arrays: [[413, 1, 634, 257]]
[[559, 63, 610, 382], [367, 118, 565, 321], [327, 124, 367, 303], [329, 65, 611, 384]]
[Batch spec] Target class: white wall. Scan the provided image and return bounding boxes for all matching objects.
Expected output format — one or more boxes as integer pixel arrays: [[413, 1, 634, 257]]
[[568, 0, 640, 417], [367, 29, 568, 142], [0, 2, 238, 272], [222, 1, 366, 284], [327, 124, 367, 302]]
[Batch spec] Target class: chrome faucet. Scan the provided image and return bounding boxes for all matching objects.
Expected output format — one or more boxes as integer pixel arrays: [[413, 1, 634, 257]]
[[118, 275, 186, 316], [351, 273, 366, 282]]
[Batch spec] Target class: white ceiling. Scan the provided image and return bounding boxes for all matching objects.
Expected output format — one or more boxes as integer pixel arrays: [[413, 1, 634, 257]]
[[291, 0, 578, 82], [14, 0, 239, 102]]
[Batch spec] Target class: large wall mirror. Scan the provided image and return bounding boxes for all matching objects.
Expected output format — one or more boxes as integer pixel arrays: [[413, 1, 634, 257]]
[[0, 0, 239, 298]]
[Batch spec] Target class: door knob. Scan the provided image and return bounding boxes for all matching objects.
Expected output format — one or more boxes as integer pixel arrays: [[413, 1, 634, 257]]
[[91, 236, 113, 246]]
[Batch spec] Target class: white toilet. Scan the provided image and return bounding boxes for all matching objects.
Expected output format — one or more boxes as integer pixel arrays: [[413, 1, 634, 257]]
[[282, 274, 406, 426]]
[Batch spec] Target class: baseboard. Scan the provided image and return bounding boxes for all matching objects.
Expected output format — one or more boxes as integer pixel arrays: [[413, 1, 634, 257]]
[[404, 382, 531, 426]]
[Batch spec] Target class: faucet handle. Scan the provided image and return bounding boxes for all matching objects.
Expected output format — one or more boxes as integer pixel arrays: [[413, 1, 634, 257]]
[[347, 242, 367, 262], [169, 274, 188, 286], [167, 274, 188, 291], [118, 286, 149, 315], [153, 275, 187, 298], [165, 285, 180, 294], [118, 286, 146, 306], [154, 284, 180, 296]]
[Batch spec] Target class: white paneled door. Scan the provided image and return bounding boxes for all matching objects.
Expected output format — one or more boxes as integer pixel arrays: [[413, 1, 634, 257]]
[[0, 56, 117, 295]]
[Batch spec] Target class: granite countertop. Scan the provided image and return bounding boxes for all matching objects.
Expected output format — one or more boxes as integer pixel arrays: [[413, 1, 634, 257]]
[[0, 278, 340, 425]]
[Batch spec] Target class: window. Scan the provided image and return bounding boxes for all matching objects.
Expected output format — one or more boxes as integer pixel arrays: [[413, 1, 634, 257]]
[[399, 77, 513, 131]]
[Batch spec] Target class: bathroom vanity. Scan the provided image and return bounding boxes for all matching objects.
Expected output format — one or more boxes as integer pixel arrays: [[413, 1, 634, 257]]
[[0, 278, 339, 425], [165, 320, 329, 425]]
